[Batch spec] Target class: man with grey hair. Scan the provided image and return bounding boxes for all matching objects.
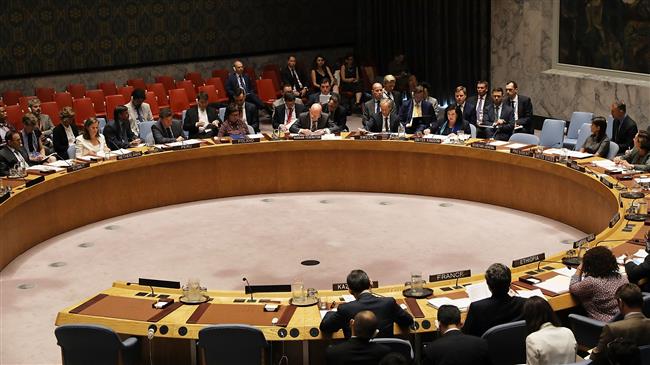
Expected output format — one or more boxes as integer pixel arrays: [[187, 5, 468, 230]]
[[289, 103, 338, 135], [367, 99, 399, 133], [462, 263, 526, 337], [382, 74, 402, 109]]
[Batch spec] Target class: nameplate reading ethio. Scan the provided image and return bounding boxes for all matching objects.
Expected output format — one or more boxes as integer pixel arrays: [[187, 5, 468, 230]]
[[512, 253, 545, 267]]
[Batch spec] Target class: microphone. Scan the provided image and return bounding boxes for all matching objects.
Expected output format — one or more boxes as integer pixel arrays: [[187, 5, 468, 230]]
[[147, 325, 156, 340], [242, 277, 254, 302], [536, 259, 574, 272]]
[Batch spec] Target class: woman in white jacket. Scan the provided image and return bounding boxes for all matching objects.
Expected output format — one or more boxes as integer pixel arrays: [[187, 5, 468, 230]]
[[523, 296, 577, 365]]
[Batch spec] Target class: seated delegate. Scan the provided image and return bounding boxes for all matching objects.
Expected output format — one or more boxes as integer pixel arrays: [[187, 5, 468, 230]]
[[75, 118, 110, 158], [423, 104, 471, 136], [614, 130, 650, 171], [580, 116, 610, 158]]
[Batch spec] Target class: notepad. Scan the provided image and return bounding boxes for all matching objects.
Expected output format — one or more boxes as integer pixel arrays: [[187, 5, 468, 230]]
[[341, 295, 355, 303], [321, 134, 342, 140], [535, 275, 570, 294], [47, 160, 75, 167], [634, 249, 648, 258], [506, 143, 528, 149], [553, 267, 577, 277], [246, 133, 265, 139], [466, 281, 491, 302], [488, 141, 509, 146], [26, 165, 64, 173], [515, 289, 547, 300], [426, 297, 471, 311]]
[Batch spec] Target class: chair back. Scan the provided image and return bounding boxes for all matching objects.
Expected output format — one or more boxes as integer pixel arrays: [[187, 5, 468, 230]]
[[205, 78, 229, 103], [105, 95, 127, 122], [198, 85, 220, 104], [66, 84, 86, 99], [118, 86, 134, 102], [641, 344, 650, 364], [73, 98, 96, 126], [126, 78, 146, 91], [568, 112, 593, 139], [642, 292, 650, 317], [198, 324, 267, 365], [606, 115, 614, 139], [185, 71, 204, 88], [2, 90, 23, 105], [574, 123, 593, 151], [154, 76, 176, 93], [55, 324, 122, 365], [370, 338, 414, 361], [147, 83, 169, 107], [85, 89, 106, 117], [19, 96, 38, 113], [569, 313, 606, 349], [176, 80, 197, 102], [508, 133, 539, 145], [256, 79, 276, 105], [97, 81, 118, 96], [539, 119, 566, 148], [54, 92, 74, 109], [145, 91, 160, 119], [244, 67, 256, 82], [607, 141, 619, 160], [40, 102, 61, 126], [261, 70, 281, 96], [469, 123, 477, 138], [169, 89, 190, 118], [211, 69, 230, 84], [67, 144, 76, 160], [5, 104, 24, 130], [138, 121, 156, 141], [35, 87, 55, 102], [481, 320, 527, 365]]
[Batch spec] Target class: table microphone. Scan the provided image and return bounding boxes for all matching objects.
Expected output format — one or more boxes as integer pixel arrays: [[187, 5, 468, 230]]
[[242, 277, 254, 302]]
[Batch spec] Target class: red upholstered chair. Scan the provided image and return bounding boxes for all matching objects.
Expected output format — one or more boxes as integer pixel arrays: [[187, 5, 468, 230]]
[[244, 67, 256, 82], [85, 89, 107, 118], [197, 85, 220, 104], [40, 101, 61, 126], [154, 76, 176, 93], [126, 78, 146, 91], [255, 79, 276, 107], [185, 72, 204, 89], [54, 92, 74, 109], [145, 91, 160, 120], [97, 81, 118, 96], [176, 80, 197, 106], [66, 83, 86, 99], [261, 70, 281, 97], [2, 90, 23, 106], [19, 96, 37, 113], [118, 86, 134, 102], [147, 83, 169, 107], [204, 78, 229, 103], [72, 98, 96, 126], [168, 89, 190, 119], [5, 104, 24, 130], [105, 95, 127, 121], [211, 69, 229, 84], [35, 87, 55, 102]]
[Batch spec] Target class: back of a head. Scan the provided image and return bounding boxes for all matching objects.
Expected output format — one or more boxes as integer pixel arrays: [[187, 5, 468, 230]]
[[437, 305, 461, 327], [607, 338, 641, 365], [523, 296, 560, 334], [353, 310, 378, 340], [615, 283, 643, 309], [485, 263, 511, 296], [346, 269, 371, 295], [379, 352, 408, 365]]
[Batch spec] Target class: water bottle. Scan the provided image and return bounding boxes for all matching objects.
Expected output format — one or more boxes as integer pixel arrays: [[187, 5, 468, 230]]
[[398, 123, 406, 140]]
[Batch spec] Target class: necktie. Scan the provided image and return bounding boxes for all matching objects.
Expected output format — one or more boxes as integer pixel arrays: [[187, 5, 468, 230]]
[[414, 103, 422, 118], [167, 127, 174, 138], [375, 101, 380, 114], [311, 120, 317, 132], [136, 108, 144, 124], [384, 116, 389, 132], [287, 108, 293, 125], [477, 97, 484, 122], [496, 106, 501, 120], [13, 149, 28, 169], [291, 69, 302, 89], [238, 75, 245, 90]]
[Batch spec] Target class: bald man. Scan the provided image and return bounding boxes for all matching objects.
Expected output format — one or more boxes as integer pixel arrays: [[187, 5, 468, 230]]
[[289, 103, 338, 135], [225, 60, 267, 111], [325, 311, 391, 365], [362, 83, 385, 128]]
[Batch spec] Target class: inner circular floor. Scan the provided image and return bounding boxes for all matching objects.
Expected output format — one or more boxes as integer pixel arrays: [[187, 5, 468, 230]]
[[1, 192, 584, 364]]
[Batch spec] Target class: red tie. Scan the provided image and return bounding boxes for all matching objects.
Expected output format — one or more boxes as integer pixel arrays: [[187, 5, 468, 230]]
[[287, 108, 293, 125]]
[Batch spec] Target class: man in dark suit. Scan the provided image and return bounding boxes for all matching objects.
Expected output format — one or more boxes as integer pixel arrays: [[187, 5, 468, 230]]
[[272, 93, 306, 131], [624, 244, 649, 292], [0, 130, 35, 176], [611, 100, 638, 155], [462, 263, 526, 337], [484, 88, 515, 141], [103, 105, 140, 150], [506, 81, 534, 134], [367, 99, 400, 133], [183, 92, 220, 139], [362, 83, 385, 128], [466, 81, 492, 126], [224, 60, 266, 111], [454, 86, 477, 126], [233, 88, 260, 133], [152, 108, 185, 144], [424, 305, 491, 365], [320, 269, 414, 338], [52, 107, 79, 159], [326, 310, 391, 365], [590, 283, 650, 365], [398, 85, 435, 133], [280, 55, 309, 98], [289, 103, 338, 135], [307, 78, 333, 108], [382, 75, 402, 111], [324, 93, 348, 132]]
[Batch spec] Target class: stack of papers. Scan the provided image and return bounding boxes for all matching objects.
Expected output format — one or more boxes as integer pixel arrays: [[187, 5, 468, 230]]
[[321, 134, 342, 140], [77, 156, 102, 162], [426, 297, 472, 311], [514, 289, 547, 300], [592, 159, 618, 169], [246, 133, 265, 139], [506, 143, 528, 149], [543, 149, 593, 159], [466, 282, 491, 302], [488, 141, 509, 147], [553, 267, 577, 277], [165, 140, 201, 147], [26, 165, 64, 173], [47, 160, 75, 167], [106, 149, 132, 155], [535, 275, 570, 294], [633, 249, 648, 258]]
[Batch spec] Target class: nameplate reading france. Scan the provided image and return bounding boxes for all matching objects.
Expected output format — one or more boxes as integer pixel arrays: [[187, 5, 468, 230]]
[[429, 270, 471, 283], [333, 281, 379, 291], [573, 233, 596, 248], [512, 253, 545, 268]]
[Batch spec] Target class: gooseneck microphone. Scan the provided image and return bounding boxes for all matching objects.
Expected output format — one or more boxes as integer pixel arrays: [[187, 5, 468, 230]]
[[242, 277, 254, 302]]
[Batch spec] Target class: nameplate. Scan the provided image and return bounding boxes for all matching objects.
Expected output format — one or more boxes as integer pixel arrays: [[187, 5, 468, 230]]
[[414, 137, 442, 144], [510, 148, 534, 157], [359, 134, 390, 141], [609, 212, 621, 228], [429, 270, 471, 283], [332, 281, 379, 291], [0, 190, 10, 204], [66, 162, 90, 173], [25, 175, 45, 188], [293, 135, 322, 140], [534, 153, 559, 163], [116, 151, 143, 160], [231, 138, 258, 144], [512, 253, 545, 267], [566, 161, 586, 172], [470, 142, 496, 150], [573, 233, 596, 248], [600, 176, 614, 189], [169, 143, 200, 150]]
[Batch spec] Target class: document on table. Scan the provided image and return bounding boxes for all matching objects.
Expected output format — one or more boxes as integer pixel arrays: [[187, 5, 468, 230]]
[[341, 294, 355, 303], [535, 275, 570, 294], [506, 143, 528, 149], [321, 134, 342, 140], [47, 160, 75, 167], [77, 155, 102, 162], [542, 149, 593, 159], [634, 249, 648, 258], [592, 159, 618, 169], [165, 140, 201, 147], [514, 289, 547, 300], [426, 297, 471, 311], [488, 141, 509, 146], [26, 165, 64, 173], [634, 177, 650, 184], [466, 281, 491, 302], [246, 133, 265, 139], [553, 267, 577, 277]]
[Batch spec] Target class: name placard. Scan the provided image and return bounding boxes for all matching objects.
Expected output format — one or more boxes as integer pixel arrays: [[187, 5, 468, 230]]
[[510, 148, 534, 157], [470, 142, 497, 150], [534, 153, 558, 163], [609, 212, 621, 228], [231, 138, 258, 144], [600, 176, 614, 189], [566, 161, 586, 172], [293, 135, 322, 140], [414, 137, 442, 144], [66, 162, 90, 173], [116, 151, 143, 160], [429, 270, 471, 283], [332, 281, 379, 291], [512, 253, 545, 267], [573, 233, 596, 248], [169, 143, 200, 150], [25, 175, 45, 188], [359, 134, 391, 140], [0, 190, 10, 204]]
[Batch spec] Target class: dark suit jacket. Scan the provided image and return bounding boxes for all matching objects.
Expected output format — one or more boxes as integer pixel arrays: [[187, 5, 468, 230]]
[[280, 66, 308, 92], [590, 312, 650, 365], [399, 99, 435, 132], [625, 256, 650, 292], [484, 103, 515, 141], [325, 105, 348, 132], [272, 103, 307, 130], [466, 95, 493, 124], [225, 72, 256, 99], [431, 119, 472, 136], [612, 115, 638, 154], [383, 90, 402, 110], [326, 338, 391, 365], [362, 98, 384, 127], [182, 106, 220, 138], [367, 111, 400, 133], [462, 294, 526, 337], [0, 145, 34, 176], [320, 292, 414, 338], [103, 120, 137, 150], [424, 330, 491, 365], [52, 123, 79, 159], [151, 120, 184, 144], [240, 102, 260, 132], [510, 94, 534, 134], [307, 93, 332, 108], [459, 102, 477, 125], [289, 112, 337, 134]]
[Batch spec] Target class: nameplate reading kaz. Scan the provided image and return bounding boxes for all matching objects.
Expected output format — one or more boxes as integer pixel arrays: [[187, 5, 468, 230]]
[[429, 270, 471, 283], [600, 176, 614, 189], [609, 212, 621, 228], [510, 148, 534, 157], [116, 151, 143, 160], [573, 233, 596, 248], [66, 162, 90, 173], [470, 142, 496, 150], [534, 153, 558, 163], [512, 253, 545, 267], [333, 281, 379, 291], [293, 135, 322, 140], [413, 137, 442, 144], [231, 138, 258, 144]]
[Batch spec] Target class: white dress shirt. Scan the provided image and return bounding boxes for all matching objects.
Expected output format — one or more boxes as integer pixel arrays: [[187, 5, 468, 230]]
[[63, 125, 76, 145]]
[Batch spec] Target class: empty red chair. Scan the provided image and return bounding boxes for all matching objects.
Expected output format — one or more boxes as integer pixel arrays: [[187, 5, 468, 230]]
[[168, 89, 190, 119], [197, 85, 220, 104], [145, 91, 160, 120], [54, 92, 74, 109], [205, 78, 229, 103], [97, 81, 118, 96], [244, 67, 256, 82], [19, 96, 37, 113], [5, 105, 24, 130], [147, 83, 169, 107], [176, 80, 197, 106], [105, 94, 127, 121], [255, 79, 276, 106], [126, 78, 146, 91], [66, 83, 86, 99], [85, 89, 106, 118], [40, 101, 61, 126], [211, 69, 229, 84], [118, 86, 134, 102], [154, 76, 176, 93], [72, 98, 96, 126], [184, 72, 204, 89], [35, 87, 55, 102], [2, 90, 23, 106], [261, 70, 281, 97]]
